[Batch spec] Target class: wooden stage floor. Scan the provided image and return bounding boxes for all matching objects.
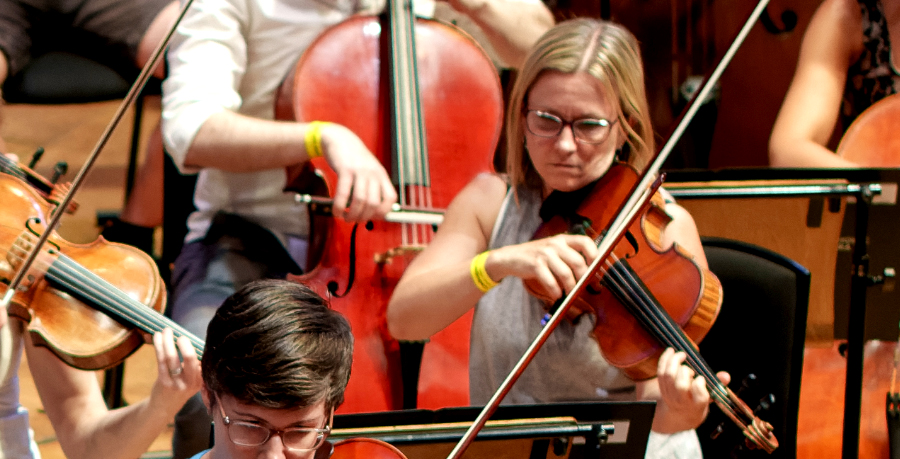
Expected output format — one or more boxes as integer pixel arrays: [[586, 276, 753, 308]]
[[2, 97, 172, 459]]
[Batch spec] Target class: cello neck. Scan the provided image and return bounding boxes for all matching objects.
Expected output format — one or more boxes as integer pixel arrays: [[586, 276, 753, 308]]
[[386, 0, 431, 200], [44, 254, 205, 358]]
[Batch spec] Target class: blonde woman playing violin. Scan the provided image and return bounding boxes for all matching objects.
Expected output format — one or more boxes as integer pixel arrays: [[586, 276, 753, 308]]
[[388, 18, 730, 459]]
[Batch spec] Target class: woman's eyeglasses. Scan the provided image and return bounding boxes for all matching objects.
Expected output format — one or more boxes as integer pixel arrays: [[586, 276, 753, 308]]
[[525, 109, 617, 144]]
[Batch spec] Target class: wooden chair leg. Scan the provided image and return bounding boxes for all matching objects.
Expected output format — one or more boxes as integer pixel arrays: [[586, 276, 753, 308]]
[[103, 362, 126, 409]]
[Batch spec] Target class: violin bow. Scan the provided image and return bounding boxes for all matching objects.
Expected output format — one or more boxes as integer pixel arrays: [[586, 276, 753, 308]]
[[0, 0, 197, 310], [445, 0, 772, 457]]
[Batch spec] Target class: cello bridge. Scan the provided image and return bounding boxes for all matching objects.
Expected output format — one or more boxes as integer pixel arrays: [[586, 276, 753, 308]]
[[374, 246, 425, 264]]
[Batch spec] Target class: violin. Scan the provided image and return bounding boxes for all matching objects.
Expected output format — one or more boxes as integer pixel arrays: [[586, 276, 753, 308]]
[[836, 92, 900, 166], [0, 170, 203, 370], [327, 438, 407, 459], [524, 162, 778, 452]]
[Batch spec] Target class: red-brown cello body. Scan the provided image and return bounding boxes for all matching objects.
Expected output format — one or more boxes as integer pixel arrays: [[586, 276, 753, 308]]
[[277, 7, 502, 413], [793, 93, 900, 458]]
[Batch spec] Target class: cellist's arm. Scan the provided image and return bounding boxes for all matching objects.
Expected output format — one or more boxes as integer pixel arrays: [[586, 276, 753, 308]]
[[180, 113, 396, 222], [388, 174, 507, 340], [161, 0, 395, 222], [768, 0, 861, 168], [25, 329, 200, 459], [444, 0, 554, 68]]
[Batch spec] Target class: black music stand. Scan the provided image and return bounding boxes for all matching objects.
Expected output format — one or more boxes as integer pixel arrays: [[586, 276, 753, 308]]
[[665, 167, 898, 459], [331, 401, 656, 459]]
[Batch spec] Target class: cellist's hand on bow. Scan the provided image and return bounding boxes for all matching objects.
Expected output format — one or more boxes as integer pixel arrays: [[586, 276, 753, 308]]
[[650, 347, 731, 433], [489, 234, 599, 300], [318, 123, 397, 222]]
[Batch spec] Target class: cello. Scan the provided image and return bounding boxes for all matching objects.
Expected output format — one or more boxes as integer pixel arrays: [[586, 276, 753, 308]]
[[836, 92, 900, 166], [276, 0, 503, 412], [791, 92, 900, 459]]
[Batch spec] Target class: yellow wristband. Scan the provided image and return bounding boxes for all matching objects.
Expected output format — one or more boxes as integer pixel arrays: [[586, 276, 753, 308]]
[[304, 121, 328, 159], [470, 251, 498, 293]]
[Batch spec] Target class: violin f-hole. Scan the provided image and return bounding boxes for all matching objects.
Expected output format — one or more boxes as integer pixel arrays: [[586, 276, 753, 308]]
[[622, 231, 639, 258]]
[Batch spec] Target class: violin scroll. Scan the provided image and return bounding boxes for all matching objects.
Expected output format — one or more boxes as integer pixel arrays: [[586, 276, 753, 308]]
[[713, 387, 779, 453]]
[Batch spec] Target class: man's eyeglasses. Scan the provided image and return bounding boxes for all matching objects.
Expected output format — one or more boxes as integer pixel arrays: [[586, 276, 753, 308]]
[[525, 109, 617, 144], [215, 395, 332, 451]]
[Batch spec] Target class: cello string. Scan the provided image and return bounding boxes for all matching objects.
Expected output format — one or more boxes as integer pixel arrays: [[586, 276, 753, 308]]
[[403, 0, 431, 248], [390, 0, 408, 209], [390, 0, 414, 247]]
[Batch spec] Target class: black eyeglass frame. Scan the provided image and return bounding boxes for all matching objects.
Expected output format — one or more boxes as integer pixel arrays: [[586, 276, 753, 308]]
[[524, 109, 619, 145]]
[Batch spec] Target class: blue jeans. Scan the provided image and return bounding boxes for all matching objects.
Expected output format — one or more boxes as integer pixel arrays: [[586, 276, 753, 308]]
[[168, 213, 302, 459]]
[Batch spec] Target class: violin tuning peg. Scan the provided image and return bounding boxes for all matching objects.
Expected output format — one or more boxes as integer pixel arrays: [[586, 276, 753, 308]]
[[710, 422, 725, 440], [756, 393, 776, 412], [51, 162, 68, 184], [734, 373, 757, 397], [28, 147, 44, 169]]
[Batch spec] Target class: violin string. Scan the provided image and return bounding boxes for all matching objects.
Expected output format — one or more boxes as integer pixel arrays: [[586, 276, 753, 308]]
[[49, 256, 205, 356], [0, 156, 28, 182], [600, 257, 728, 402], [599, 265, 740, 425], [4, 236, 154, 333], [51, 257, 205, 355], [598, 255, 734, 410], [599, 254, 721, 387], [3, 234, 204, 355]]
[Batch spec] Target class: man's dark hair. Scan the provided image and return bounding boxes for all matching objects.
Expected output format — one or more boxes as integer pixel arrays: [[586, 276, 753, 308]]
[[202, 279, 353, 410]]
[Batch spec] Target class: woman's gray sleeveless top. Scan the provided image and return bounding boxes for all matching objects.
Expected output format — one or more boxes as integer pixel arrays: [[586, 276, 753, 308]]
[[469, 186, 634, 405]]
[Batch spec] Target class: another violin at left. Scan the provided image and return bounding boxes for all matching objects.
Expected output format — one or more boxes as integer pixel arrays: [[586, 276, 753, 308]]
[[324, 438, 407, 459], [0, 161, 204, 369]]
